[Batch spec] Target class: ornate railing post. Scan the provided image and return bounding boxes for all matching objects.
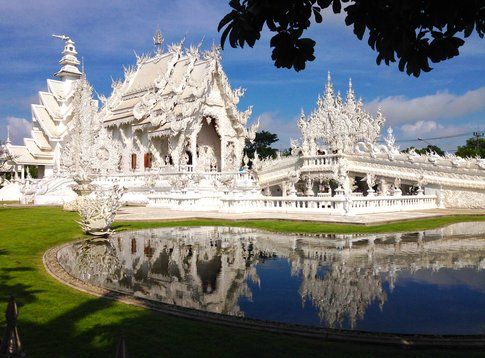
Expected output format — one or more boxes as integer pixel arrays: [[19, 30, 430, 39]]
[[0, 296, 24, 357]]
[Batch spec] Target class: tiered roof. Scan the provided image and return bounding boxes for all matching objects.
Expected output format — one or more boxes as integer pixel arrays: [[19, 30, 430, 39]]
[[5, 36, 82, 166]]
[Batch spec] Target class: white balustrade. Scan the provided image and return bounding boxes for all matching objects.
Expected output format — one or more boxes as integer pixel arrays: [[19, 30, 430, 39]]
[[302, 154, 341, 167], [220, 194, 437, 215]]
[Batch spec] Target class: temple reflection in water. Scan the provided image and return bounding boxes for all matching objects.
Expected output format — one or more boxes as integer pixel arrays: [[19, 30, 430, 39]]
[[58, 223, 485, 330]]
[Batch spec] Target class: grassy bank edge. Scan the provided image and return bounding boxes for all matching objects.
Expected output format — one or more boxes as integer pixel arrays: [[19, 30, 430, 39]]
[[115, 214, 485, 235]]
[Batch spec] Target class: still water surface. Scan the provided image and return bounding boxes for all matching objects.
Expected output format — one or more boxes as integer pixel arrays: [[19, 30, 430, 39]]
[[58, 222, 485, 334]]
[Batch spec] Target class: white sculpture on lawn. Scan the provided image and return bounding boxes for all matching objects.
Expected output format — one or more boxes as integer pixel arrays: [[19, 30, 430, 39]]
[[77, 185, 125, 235]]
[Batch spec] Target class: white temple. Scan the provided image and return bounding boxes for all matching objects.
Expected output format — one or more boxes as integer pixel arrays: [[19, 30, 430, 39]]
[[1, 33, 484, 213]]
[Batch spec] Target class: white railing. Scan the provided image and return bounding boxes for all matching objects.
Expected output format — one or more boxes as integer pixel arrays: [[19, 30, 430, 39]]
[[348, 195, 437, 214], [94, 170, 254, 189], [220, 194, 437, 215], [302, 154, 341, 167], [258, 154, 342, 186]]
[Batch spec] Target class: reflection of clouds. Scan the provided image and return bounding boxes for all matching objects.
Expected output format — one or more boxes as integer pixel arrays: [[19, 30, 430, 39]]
[[397, 268, 485, 294], [300, 264, 386, 329], [58, 224, 485, 328]]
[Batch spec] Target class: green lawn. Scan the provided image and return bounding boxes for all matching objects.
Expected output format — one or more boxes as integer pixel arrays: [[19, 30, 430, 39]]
[[0, 206, 483, 357], [116, 214, 485, 234]]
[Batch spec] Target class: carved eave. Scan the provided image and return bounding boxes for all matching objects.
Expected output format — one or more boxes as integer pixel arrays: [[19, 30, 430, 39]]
[[209, 61, 250, 136]]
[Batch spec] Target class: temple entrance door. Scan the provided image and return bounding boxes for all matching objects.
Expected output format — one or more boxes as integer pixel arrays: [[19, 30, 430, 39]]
[[196, 117, 221, 172], [185, 151, 193, 165]]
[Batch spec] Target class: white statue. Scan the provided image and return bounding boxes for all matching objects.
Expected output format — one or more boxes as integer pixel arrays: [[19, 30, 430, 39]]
[[77, 185, 125, 236]]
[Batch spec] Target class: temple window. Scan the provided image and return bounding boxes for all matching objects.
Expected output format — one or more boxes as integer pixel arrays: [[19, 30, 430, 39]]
[[131, 153, 137, 170], [144, 152, 153, 169]]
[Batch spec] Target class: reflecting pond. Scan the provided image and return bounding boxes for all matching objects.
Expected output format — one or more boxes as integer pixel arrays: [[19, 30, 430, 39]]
[[57, 222, 485, 334]]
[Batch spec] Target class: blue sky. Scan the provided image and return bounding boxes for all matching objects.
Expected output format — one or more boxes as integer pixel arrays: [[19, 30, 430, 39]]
[[1, 0, 484, 151]]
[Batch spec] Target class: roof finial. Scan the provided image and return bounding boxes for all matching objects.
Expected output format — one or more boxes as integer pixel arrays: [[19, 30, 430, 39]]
[[153, 26, 164, 55], [346, 77, 355, 104], [52, 34, 82, 80], [324, 70, 334, 99], [6, 126, 11, 144]]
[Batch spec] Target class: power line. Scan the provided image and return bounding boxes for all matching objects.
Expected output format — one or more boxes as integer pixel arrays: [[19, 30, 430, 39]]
[[396, 132, 474, 142], [377, 132, 474, 143]]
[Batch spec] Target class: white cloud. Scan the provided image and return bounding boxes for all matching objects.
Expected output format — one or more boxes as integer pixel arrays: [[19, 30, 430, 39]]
[[366, 87, 485, 125], [400, 120, 443, 136], [4, 117, 32, 145], [256, 112, 299, 149], [398, 120, 473, 151]]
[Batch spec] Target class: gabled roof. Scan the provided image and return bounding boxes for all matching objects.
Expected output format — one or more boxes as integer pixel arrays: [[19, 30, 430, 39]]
[[102, 46, 217, 127], [39, 91, 62, 120], [47, 79, 65, 100], [31, 104, 60, 139], [23, 138, 53, 159], [5, 144, 52, 165], [31, 130, 52, 151]]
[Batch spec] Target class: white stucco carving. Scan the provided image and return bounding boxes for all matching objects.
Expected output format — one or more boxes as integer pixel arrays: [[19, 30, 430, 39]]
[[77, 185, 125, 235]]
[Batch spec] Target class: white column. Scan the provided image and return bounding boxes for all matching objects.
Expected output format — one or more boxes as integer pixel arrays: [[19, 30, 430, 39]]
[[191, 133, 197, 170], [220, 138, 226, 172]]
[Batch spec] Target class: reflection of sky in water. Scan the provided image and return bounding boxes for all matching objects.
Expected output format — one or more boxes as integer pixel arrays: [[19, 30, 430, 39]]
[[58, 223, 485, 334]]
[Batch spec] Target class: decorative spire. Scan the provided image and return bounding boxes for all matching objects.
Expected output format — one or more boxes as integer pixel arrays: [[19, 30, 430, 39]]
[[346, 77, 355, 104], [301, 73, 386, 154], [52, 34, 82, 80], [153, 26, 164, 55], [324, 71, 334, 100], [6, 126, 11, 144]]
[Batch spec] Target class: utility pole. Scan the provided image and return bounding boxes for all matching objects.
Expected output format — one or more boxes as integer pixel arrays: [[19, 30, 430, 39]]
[[473, 131, 483, 153]]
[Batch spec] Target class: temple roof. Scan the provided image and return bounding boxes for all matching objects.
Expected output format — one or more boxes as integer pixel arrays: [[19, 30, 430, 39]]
[[2, 37, 81, 170], [5, 144, 52, 165], [101, 41, 250, 136]]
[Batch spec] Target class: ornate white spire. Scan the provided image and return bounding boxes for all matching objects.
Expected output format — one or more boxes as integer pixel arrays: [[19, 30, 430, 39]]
[[153, 26, 164, 55], [299, 74, 386, 154], [346, 78, 355, 104], [6, 126, 11, 144], [324, 71, 334, 102], [52, 34, 82, 80]]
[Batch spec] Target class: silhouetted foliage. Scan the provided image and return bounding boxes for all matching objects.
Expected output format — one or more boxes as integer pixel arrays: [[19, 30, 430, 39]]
[[456, 137, 485, 158], [281, 148, 292, 157], [244, 130, 279, 160], [219, 0, 484, 76], [27, 166, 38, 179], [402, 145, 445, 156]]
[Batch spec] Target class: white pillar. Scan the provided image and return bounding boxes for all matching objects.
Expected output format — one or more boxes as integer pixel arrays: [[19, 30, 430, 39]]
[[191, 133, 197, 170]]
